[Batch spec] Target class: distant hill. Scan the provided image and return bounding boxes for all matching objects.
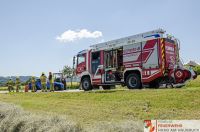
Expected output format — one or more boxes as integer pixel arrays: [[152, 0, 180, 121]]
[[0, 76, 32, 86]]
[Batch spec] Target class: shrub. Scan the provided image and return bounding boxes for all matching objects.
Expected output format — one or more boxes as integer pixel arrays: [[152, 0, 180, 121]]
[[193, 66, 200, 75]]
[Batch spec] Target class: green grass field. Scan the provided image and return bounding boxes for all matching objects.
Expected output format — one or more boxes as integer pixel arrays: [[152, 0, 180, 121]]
[[0, 86, 8, 91], [0, 76, 199, 130]]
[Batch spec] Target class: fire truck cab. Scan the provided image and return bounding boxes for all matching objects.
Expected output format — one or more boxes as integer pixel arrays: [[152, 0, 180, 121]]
[[74, 29, 196, 91]]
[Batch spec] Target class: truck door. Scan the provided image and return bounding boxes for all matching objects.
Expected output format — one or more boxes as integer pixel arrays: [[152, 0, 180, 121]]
[[164, 38, 177, 69], [142, 39, 159, 69], [91, 51, 100, 74], [91, 51, 104, 85], [141, 39, 160, 82]]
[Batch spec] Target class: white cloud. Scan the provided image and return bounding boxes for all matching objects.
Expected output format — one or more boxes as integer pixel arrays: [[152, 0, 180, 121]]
[[56, 29, 103, 42]]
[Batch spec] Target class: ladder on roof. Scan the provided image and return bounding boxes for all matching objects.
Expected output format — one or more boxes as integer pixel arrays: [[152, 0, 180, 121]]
[[90, 28, 166, 51]]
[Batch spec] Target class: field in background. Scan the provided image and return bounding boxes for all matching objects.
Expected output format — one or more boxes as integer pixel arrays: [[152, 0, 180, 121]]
[[0, 86, 7, 91], [66, 82, 80, 89]]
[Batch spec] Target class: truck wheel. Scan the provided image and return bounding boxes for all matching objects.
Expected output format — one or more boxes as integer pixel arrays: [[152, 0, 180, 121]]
[[81, 77, 92, 91], [126, 73, 141, 89]]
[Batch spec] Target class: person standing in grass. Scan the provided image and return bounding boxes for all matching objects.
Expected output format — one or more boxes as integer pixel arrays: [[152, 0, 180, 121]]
[[7, 78, 14, 92], [31, 76, 36, 92], [49, 72, 54, 92], [15, 77, 21, 92], [40, 72, 47, 92]]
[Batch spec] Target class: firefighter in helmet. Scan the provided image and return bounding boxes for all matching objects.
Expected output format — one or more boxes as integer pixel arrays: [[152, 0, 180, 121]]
[[40, 72, 47, 92], [15, 76, 21, 92], [49, 72, 54, 92], [7, 78, 14, 92], [31, 76, 36, 92]]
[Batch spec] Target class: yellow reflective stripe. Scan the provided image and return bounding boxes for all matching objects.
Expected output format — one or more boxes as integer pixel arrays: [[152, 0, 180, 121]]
[[161, 39, 165, 74], [161, 38, 164, 43]]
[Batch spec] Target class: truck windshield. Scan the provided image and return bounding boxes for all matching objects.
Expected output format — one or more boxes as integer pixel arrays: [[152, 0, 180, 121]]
[[77, 55, 85, 65]]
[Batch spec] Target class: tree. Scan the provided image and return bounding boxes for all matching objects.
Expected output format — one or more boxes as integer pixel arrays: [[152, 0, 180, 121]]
[[62, 65, 73, 77], [61, 65, 75, 89]]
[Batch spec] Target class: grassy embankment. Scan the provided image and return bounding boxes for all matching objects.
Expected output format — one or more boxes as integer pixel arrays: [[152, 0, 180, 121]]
[[0, 77, 200, 120], [0, 76, 199, 130]]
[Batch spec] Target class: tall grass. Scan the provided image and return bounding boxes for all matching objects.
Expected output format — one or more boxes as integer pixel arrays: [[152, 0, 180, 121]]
[[86, 121, 143, 132], [0, 102, 82, 132], [0, 102, 143, 132]]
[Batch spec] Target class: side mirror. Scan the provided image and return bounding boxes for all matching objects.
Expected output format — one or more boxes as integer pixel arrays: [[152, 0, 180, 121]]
[[73, 56, 76, 70], [73, 56, 76, 65]]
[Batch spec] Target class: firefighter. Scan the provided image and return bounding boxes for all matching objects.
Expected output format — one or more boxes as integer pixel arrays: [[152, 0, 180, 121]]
[[7, 78, 14, 92], [15, 77, 21, 92], [31, 76, 36, 92], [40, 72, 47, 92], [61, 78, 66, 90], [49, 72, 54, 92]]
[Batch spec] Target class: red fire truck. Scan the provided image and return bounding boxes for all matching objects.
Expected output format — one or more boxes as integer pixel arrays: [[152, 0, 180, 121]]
[[73, 29, 197, 91]]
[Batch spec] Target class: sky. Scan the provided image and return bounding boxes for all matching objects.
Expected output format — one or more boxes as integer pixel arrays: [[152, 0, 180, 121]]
[[0, 0, 199, 77]]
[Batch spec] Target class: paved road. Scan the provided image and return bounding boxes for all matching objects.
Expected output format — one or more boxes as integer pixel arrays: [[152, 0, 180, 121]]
[[0, 89, 84, 94], [0, 91, 8, 94]]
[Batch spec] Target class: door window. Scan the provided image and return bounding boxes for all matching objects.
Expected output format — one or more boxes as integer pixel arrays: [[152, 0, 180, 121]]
[[77, 55, 85, 65], [91, 52, 100, 74]]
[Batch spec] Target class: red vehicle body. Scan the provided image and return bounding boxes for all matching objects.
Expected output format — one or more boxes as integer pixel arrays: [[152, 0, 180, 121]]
[[74, 29, 196, 90]]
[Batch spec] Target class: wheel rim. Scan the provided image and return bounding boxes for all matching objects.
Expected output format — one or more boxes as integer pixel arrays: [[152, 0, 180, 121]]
[[83, 80, 89, 89], [128, 76, 137, 88]]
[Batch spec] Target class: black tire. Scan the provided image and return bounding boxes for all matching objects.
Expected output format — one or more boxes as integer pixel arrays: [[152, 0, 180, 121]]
[[102, 85, 111, 90], [125, 73, 141, 89], [81, 77, 92, 91]]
